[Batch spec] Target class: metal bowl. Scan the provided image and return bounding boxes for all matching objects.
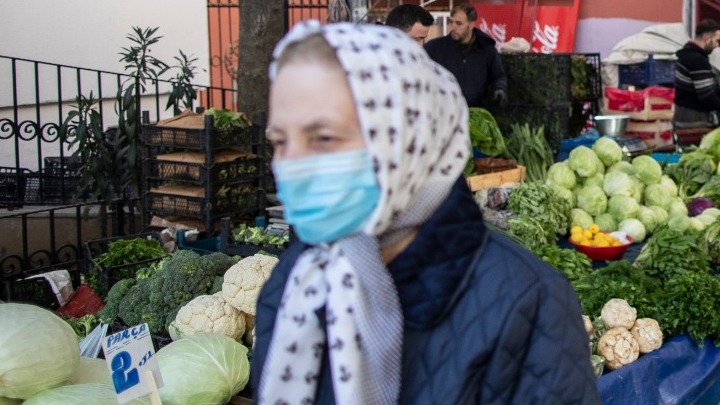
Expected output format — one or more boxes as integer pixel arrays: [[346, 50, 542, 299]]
[[593, 115, 630, 137]]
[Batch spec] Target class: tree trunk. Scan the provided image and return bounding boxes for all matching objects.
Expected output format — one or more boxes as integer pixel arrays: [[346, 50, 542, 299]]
[[237, 0, 286, 125]]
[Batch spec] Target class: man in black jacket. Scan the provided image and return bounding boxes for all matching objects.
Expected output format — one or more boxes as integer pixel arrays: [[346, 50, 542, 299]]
[[674, 18, 720, 130], [424, 3, 507, 108]]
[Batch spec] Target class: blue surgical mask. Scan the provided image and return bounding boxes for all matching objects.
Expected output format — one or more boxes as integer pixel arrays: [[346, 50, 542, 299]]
[[272, 149, 380, 244]]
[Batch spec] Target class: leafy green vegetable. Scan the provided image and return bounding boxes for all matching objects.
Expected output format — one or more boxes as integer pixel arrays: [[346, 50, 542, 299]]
[[546, 162, 577, 190], [571, 260, 660, 318], [592, 136, 623, 168], [653, 272, 720, 347], [665, 150, 716, 200], [508, 181, 570, 236], [575, 185, 608, 216], [89, 237, 166, 296], [232, 224, 289, 247], [468, 107, 505, 157], [532, 244, 592, 282], [502, 123, 554, 182], [632, 155, 662, 185], [633, 225, 711, 284]]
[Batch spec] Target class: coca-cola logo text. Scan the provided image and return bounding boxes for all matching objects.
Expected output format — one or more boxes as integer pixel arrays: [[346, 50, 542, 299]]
[[532, 22, 560, 53]]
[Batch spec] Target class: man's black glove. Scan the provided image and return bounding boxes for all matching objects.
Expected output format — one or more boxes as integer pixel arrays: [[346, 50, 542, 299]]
[[492, 89, 508, 107]]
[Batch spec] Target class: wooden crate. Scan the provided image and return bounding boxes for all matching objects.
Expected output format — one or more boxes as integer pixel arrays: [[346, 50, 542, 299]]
[[466, 166, 526, 191]]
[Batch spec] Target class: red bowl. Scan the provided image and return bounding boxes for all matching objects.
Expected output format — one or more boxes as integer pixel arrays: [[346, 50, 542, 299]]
[[569, 232, 633, 261]]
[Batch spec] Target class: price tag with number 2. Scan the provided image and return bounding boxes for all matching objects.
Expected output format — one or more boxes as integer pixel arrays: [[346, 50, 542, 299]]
[[102, 323, 164, 404]]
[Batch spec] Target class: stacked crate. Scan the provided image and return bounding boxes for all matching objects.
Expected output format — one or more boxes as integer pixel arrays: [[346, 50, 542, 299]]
[[141, 112, 268, 232], [602, 86, 675, 150]]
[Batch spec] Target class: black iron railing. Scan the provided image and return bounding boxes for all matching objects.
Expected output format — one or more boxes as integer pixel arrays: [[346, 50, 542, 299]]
[[0, 55, 238, 206]]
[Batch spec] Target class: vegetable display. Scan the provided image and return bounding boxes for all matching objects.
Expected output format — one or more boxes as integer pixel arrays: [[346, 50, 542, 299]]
[[23, 384, 150, 405]]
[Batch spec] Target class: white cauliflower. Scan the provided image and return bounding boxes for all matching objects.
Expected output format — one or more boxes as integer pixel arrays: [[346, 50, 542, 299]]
[[222, 253, 279, 315], [601, 298, 637, 329], [582, 315, 594, 338], [631, 318, 663, 353], [168, 294, 245, 341], [597, 327, 639, 370]]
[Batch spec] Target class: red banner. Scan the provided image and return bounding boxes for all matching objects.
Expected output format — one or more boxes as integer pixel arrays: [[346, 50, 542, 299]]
[[470, 0, 581, 53], [532, 1, 582, 53]]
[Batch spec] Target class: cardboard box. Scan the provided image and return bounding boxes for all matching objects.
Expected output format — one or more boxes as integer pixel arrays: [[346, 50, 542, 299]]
[[466, 166, 526, 191], [625, 120, 674, 149], [603, 86, 675, 121]]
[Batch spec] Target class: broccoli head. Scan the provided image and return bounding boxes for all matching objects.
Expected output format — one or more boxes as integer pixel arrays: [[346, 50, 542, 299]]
[[98, 278, 137, 322], [118, 277, 166, 333], [203, 251, 238, 276]]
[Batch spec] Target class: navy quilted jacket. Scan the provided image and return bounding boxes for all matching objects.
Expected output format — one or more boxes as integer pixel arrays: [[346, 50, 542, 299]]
[[251, 178, 600, 404]]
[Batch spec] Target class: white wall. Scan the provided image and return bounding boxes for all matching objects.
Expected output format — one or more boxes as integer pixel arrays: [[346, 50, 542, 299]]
[[1, 0, 209, 83], [0, 0, 210, 170]]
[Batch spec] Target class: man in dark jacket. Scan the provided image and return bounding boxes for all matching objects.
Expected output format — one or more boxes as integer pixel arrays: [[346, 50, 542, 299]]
[[674, 18, 720, 130], [385, 4, 435, 45], [424, 3, 507, 108]]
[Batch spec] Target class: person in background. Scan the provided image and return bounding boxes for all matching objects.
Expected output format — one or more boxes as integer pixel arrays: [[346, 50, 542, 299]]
[[424, 3, 508, 109], [252, 20, 600, 405], [674, 18, 720, 130], [385, 4, 435, 45]]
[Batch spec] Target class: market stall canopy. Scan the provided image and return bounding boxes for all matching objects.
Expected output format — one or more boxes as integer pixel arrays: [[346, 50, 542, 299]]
[[602, 23, 689, 88]]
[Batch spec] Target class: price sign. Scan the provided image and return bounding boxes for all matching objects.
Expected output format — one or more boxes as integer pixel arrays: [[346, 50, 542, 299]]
[[102, 323, 164, 404]]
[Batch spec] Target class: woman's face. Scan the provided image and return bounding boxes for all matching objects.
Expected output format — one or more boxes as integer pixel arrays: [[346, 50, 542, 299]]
[[267, 60, 365, 161]]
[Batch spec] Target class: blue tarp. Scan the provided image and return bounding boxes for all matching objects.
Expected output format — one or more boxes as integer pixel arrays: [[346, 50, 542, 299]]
[[597, 335, 720, 404]]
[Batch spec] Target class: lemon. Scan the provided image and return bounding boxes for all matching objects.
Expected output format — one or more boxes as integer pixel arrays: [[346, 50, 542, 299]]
[[570, 233, 584, 244], [582, 230, 593, 240], [571, 226, 583, 235], [588, 224, 600, 235]]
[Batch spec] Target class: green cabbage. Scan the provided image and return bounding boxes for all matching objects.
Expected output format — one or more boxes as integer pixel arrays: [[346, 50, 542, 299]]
[[608, 195, 639, 222], [608, 160, 636, 176], [583, 172, 605, 188], [551, 184, 575, 208], [23, 384, 150, 405], [637, 206, 659, 233], [157, 333, 250, 405], [546, 162, 577, 190], [603, 171, 635, 197], [0, 397, 21, 405], [568, 146, 602, 178], [70, 358, 112, 385], [571, 208, 594, 229], [669, 199, 689, 217], [594, 213, 617, 232], [592, 136, 623, 168], [618, 218, 647, 243], [688, 217, 706, 232], [576, 185, 608, 216], [648, 205, 669, 225], [643, 183, 672, 210], [0, 303, 80, 399], [703, 207, 720, 219], [695, 213, 717, 227], [667, 215, 690, 232], [699, 127, 720, 162], [660, 175, 678, 197], [632, 155, 663, 185], [631, 176, 645, 203]]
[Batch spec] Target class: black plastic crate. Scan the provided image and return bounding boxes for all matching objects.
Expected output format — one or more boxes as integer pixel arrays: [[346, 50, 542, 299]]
[[219, 217, 287, 258], [145, 153, 260, 184], [84, 232, 166, 295], [142, 118, 262, 151], [500, 53, 572, 105], [618, 54, 676, 88], [489, 102, 571, 153], [146, 182, 261, 217], [0, 167, 28, 208], [571, 53, 602, 102], [7, 276, 59, 309], [43, 155, 82, 176]]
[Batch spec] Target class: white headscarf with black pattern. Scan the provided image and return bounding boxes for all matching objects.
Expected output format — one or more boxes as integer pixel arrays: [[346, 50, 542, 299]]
[[259, 21, 469, 405]]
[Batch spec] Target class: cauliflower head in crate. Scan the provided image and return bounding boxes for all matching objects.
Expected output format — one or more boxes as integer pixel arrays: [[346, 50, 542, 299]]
[[168, 294, 245, 341], [221, 253, 279, 316]]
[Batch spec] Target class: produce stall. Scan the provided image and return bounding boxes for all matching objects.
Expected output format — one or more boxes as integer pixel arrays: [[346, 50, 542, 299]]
[[468, 98, 720, 403]]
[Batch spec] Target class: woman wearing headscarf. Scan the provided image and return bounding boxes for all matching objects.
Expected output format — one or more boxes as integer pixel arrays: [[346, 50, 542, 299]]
[[253, 21, 600, 405]]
